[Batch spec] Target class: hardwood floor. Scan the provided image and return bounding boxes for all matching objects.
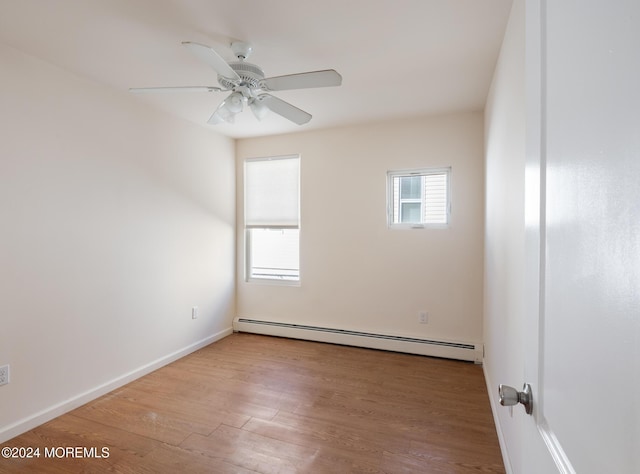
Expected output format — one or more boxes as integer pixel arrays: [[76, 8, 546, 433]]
[[1, 333, 505, 473]]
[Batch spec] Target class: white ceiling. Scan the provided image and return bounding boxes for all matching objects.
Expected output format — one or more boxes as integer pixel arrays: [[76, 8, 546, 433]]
[[0, 0, 513, 139]]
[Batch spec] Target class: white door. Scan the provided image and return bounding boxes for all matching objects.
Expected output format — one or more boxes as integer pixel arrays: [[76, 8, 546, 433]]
[[522, 1, 640, 473]]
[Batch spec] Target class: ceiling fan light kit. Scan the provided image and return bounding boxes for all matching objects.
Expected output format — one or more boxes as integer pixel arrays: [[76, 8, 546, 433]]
[[130, 41, 342, 126], [249, 96, 270, 121]]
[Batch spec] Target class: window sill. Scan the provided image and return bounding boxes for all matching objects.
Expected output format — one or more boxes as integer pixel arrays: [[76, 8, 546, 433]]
[[388, 223, 449, 230], [245, 278, 301, 287]]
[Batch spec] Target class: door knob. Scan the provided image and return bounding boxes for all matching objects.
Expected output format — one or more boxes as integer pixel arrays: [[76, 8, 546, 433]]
[[498, 383, 533, 415]]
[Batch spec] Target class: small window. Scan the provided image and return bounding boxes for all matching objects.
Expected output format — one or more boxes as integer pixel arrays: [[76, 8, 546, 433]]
[[244, 155, 300, 282], [387, 167, 450, 227]]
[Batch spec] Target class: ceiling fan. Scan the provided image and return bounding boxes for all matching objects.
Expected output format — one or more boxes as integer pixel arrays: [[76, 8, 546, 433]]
[[130, 41, 342, 125]]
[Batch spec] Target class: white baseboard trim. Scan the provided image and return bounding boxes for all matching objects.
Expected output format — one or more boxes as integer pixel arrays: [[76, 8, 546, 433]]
[[0, 327, 233, 444], [483, 363, 514, 474]]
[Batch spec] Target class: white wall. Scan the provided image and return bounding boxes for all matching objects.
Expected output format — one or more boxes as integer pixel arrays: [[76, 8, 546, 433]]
[[0, 42, 236, 441], [483, 0, 525, 472], [236, 113, 485, 344]]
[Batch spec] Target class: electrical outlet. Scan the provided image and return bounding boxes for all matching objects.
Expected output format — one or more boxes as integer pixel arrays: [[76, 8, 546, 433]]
[[0, 365, 9, 386], [192, 306, 198, 320], [419, 311, 429, 324]]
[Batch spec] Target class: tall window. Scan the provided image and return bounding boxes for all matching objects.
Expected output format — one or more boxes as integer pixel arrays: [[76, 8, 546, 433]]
[[245, 155, 300, 282], [388, 167, 450, 227]]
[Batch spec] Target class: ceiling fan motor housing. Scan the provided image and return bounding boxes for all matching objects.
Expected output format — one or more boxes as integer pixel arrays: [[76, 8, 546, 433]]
[[218, 62, 265, 90]]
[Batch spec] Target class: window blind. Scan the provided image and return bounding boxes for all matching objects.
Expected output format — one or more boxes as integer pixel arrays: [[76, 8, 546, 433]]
[[245, 155, 300, 227]]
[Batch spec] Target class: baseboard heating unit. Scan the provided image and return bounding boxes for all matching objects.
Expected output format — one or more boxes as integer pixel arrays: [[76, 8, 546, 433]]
[[233, 317, 483, 363]]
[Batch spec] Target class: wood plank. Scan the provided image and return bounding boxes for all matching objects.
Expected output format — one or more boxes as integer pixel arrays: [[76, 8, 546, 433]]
[[1, 333, 504, 473], [180, 424, 323, 473], [0, 415, 162, 473]]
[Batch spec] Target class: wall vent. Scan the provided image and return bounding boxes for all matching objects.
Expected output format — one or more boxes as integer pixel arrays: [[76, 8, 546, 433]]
[[233, 318, 483, 363]]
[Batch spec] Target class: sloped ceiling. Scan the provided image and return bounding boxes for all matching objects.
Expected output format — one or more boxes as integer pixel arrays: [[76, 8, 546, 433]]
[[0, 0, 512, 138]]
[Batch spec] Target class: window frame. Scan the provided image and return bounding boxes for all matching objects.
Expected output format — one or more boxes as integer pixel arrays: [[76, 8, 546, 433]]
[[244, 154, 301, 285], [387, 166, 451, 229]]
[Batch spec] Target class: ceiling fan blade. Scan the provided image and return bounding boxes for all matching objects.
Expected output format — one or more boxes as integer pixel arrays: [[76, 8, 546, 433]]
[[261, 69, 342, 91], [258, 94, 312, 125], [182, 41, 240, 82], [129, 86, 222, 93]]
